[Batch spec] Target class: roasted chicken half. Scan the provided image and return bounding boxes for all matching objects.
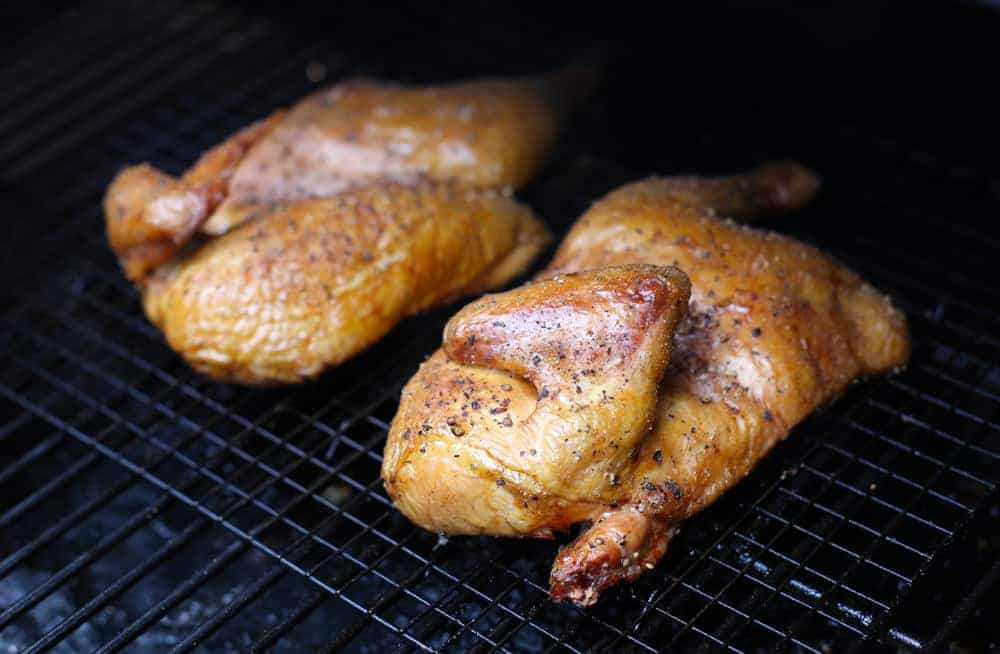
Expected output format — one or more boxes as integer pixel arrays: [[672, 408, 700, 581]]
[[381, 162, 911, 605], [102, 69, 593, 382], [106, 68, 587, 282]]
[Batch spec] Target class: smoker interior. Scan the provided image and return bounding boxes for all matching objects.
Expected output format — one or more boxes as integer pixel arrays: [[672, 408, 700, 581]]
[[1, 2, 998, 652]]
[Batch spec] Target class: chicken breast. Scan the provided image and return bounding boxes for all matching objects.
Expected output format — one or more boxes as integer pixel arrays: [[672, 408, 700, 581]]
[[384, 265, 692, 534], [142, 183, 549, 384], [381, 161, 910, 605]]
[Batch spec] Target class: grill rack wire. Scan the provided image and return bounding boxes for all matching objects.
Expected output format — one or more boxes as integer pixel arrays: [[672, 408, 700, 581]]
[[1, 2, 998, 652]]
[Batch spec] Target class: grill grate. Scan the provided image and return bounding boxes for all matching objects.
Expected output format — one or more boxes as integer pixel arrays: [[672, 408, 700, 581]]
[[1, 2, 998, 652]]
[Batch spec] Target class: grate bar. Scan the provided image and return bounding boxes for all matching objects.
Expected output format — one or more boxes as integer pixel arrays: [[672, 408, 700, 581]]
[[95, 539, 244, 654], [794, 415, 994, 647], [878, 386, 999, 456], [92, 406, 365, 652], [0, 0, 191, 117], [704, 550, 873, 630], [749, 504, 911, 583], [406, 569, 523, 652], [161, 447, 398, 653], [842, 414, 994, 489], [164, 441, 449, 652], [615, 446, 818, 650], [853, 232, 1000, 313], [3, 9, 270, 180], [914, 362, 1000, 406], [0, 467, 187, 629], [667, 397, 900, 648], [776, 486, 932, 559], [248, 590, 327, 653], [169, 563, 289, 654], [0, 385, 285, 609], [3, 299, 399, 500], [463, 577, 536, 654], [36, 402, 356, 654], [0, 431, 66, 486], [0, 447, 109, 531], [2, 342, 517, 652], [0, 0, 209, 141], [728, 529, 890, 611], [795, 463, 953, 535], [308, 530, 481, 654], [15, 269, 422, 476], [0, 366, 286, 581], [845, 253, 997, 338], [0, 458, 145, 579], [817, 438, 973, 513], [0, 360, 280, 631], [24, 514, 214, 654], [0, 5, 247, 163], [0, 383, 437, 653], [777, 344, 995, 647], [0, 409, 35, 439]]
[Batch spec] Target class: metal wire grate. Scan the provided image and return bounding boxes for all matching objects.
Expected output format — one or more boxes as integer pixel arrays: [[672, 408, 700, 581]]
[[1, 2, 998, 652]]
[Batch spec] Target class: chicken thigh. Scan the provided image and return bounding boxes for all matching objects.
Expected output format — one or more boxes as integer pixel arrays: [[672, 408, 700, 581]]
[[381, 162, 910, 605], [106, 68, 587, 283]]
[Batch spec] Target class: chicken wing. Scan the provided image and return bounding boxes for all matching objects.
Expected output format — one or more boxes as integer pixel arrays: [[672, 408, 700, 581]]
[[381, 162, 910, 605], [141, 183, 549, 384], [104, 112, 285, 282], [106, 67, 588, 283]]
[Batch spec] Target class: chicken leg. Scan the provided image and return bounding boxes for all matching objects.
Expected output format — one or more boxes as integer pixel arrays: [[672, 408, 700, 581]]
[[106, 67, 591, 283]]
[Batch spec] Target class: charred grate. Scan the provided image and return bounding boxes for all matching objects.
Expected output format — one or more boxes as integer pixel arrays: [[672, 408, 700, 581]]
[[1, 2, 998, 652]]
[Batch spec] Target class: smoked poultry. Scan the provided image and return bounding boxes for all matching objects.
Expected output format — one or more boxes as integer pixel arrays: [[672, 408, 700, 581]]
[[106, 68, 587, 283], [103, 69, 597, 382], [136, 183, 548, 384], [381, 161, 911, 605]]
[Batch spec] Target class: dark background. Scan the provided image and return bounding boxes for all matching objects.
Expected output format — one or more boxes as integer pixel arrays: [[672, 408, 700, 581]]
[[2, 1, 998, 262]]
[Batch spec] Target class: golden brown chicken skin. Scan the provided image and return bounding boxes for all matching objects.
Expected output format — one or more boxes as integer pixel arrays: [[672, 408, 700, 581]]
[[106, 68, 587, 281], [141, 183, 549, 384], [205, 69, 589, 235], [384, 265, 691, 535], [381, 162, 910, 606], [102, 70, 585, 382]]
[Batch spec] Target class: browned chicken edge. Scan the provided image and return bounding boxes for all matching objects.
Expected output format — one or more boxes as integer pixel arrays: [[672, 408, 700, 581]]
[[381, 161, 911, 607]]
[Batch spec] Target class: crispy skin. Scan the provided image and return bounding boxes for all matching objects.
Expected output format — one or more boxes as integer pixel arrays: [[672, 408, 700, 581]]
[[205, 69, 590, 235], [142, 183, 549, 384], [105, 68, 585, 280], [383, 265, 691, 535], [381, 162, 911, 605]]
